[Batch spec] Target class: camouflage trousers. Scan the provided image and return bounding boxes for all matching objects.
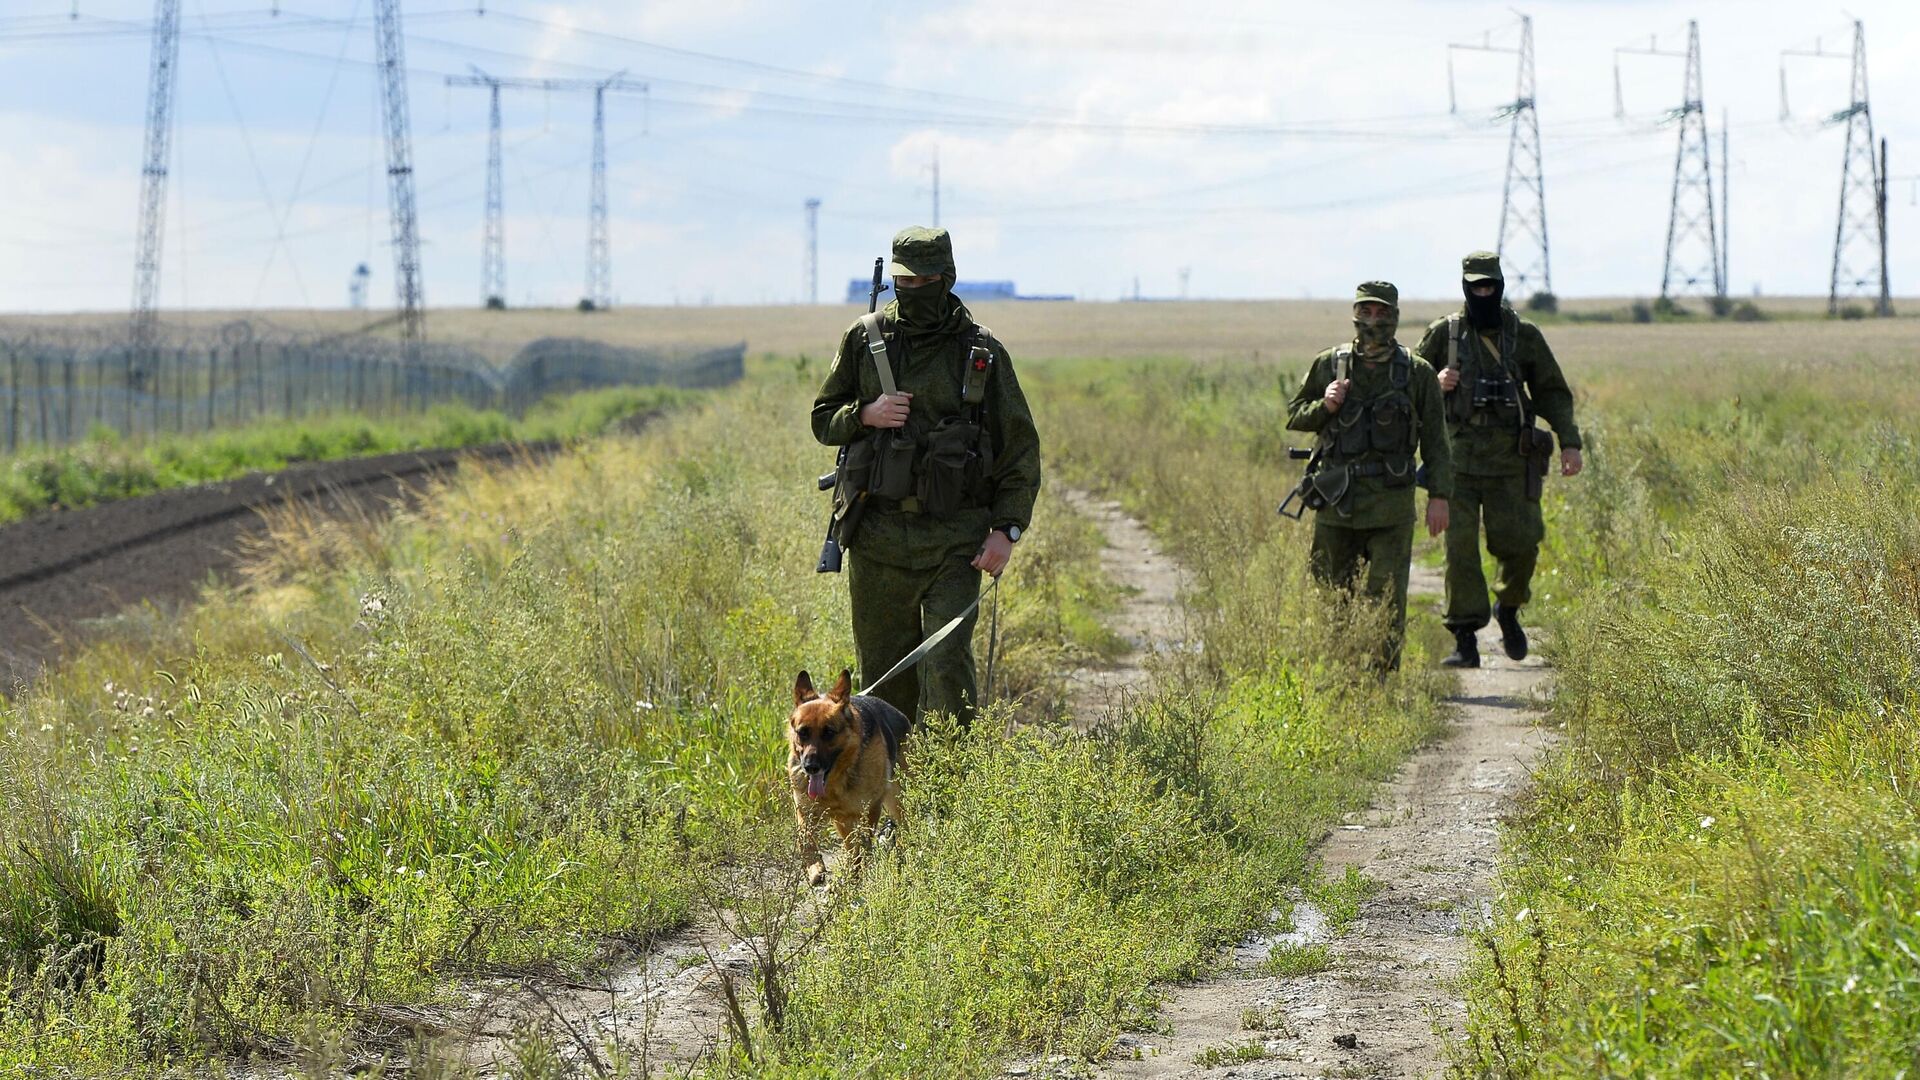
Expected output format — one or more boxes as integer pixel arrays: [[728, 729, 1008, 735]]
[[847, 550, 982, 729], [1443, 472, 1545, 631], [1310, 519, 1414, 670]]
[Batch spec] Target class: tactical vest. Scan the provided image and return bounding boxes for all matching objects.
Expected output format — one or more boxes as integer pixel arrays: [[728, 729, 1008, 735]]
[[858, 312, 997, 515], [1320, 345, 1418, 487], [1445, 313, 1524, 430]]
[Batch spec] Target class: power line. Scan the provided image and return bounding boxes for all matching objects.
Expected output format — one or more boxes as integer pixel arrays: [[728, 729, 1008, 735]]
[[129, 0, 180, 431], [1449, 12, 1550, 298], [1616, 21, 1722, 300], [372, 0, 425, 365]]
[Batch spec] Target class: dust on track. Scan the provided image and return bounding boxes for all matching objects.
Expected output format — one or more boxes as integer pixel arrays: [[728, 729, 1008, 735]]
[[1098, 561, 1557, 1079]]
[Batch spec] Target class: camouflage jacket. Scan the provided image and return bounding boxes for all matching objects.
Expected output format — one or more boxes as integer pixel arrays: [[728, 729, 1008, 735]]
[[1414, 308, 1582, 477], [1286, 343, 1453, 531], [811, 299, 1042, 570]]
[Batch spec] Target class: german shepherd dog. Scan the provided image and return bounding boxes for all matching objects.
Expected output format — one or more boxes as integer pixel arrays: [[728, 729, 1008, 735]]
[[788, 669, 910, 887]]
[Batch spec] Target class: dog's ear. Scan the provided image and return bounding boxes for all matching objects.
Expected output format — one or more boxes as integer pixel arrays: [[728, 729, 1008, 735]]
[[794, 670, 817, 705], [828, 669, 853, 702]]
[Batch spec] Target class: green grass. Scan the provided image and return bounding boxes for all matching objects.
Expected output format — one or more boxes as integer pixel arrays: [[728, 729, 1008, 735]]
[[1454, 343, 1920, 1078], [0, 384, 690, 525], [0, 352, 1452, 1076]]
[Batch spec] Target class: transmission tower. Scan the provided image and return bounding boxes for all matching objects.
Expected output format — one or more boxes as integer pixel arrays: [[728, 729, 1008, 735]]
[[586, 79, 611, 311], [373, 0, 426, 363], [1448, 13, 1550, 298], [930, 147, 940, 228], [129, 0, 180, 426], [480, 74, 505, 308], [1617, 22, 1723, 300], [1782, 22, 1891, 314], [448, 72, 645, 311], [804, 198, 821, 304]]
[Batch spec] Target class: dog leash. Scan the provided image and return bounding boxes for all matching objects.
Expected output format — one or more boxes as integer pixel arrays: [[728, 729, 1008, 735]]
[[858, 575, 1001, 697]]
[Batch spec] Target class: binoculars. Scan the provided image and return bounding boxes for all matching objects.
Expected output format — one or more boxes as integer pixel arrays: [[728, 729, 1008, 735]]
[[1472, 376, 1517, 409]]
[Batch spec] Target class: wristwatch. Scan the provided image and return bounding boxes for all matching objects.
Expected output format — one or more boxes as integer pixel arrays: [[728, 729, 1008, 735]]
[[993, 524, 1022, 543]]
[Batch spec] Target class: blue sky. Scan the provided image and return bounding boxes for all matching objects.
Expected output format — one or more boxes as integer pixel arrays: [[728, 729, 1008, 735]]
[[0, 0, 1914, 312]]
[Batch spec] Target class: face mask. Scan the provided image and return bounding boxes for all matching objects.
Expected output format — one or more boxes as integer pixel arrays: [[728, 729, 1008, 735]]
[[894, 281, 949, 329], [1465, 282, 1505, 329], [1353, 310, 1398, 355]]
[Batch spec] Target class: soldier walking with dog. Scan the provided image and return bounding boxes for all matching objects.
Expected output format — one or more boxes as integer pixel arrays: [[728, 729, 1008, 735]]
[[1285, 281, 1452, 671], [1414, 251, 1583, 668], [812, 226, 1042, 728]]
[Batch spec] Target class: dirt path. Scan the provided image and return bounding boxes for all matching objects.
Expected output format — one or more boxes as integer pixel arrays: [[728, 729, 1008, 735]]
[[1099, 562, 1556, 1079], [1057, 488, 1190, 725], [429, 488, 1195, 1077]]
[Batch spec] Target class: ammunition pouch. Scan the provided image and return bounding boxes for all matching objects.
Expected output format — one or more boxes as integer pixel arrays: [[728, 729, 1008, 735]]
[[825, 438, 879, 550], [918, 416, 986, 516], [1520, 425, 1554, 501], [1307, 464, 1350, 511], [868, 431, 918, 500]]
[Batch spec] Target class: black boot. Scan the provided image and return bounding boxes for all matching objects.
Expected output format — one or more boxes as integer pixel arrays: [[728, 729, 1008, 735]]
[[1441, 627, 1480, 669], [1495, 604, 1528, 661]]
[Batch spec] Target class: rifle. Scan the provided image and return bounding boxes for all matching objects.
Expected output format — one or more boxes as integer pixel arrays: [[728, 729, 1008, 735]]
[[1277, 446, 1321, 520], [816, 258, 892, 573]]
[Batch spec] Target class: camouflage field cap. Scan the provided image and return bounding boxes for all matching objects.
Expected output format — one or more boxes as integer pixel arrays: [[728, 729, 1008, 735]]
[[1354, 280, 1399, 308], [888, 226, 956, 278], [1462, 250, 1504, 283]]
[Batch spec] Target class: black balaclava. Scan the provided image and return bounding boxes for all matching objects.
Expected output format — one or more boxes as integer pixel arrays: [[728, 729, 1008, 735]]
[[1464, 279, 1505, 330]]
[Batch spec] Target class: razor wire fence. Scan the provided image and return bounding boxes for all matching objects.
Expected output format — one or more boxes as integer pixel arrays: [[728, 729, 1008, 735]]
[[0, 325, 744, 454]]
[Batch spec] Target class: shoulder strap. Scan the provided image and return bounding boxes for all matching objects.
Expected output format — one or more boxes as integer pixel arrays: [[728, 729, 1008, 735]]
[[1391, 346, 1411, 389], [858, 312, 898, 396]]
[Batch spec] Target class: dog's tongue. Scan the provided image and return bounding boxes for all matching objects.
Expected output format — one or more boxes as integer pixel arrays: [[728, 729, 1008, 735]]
[[806, 772, 826, 800]]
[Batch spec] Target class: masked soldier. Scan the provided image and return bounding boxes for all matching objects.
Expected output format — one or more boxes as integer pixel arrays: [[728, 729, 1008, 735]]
[[1414, 251, 1583, 668], [811, 227, 1042, 727], [1286, 281, 1452, 671]]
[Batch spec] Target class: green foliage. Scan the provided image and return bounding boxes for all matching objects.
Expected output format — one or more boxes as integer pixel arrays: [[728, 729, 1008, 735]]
[[0, 355, 1450, 1073], [1456, 344, 1920, 1077], [1256, 944, 1330, 978], [1524, 292, 1558, 315], [1194, 1039, 1272, 1067], [0, 385, 685, 525]]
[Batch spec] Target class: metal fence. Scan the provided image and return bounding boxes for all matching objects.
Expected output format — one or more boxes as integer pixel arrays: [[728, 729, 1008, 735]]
[[0, 329, 744, 453]]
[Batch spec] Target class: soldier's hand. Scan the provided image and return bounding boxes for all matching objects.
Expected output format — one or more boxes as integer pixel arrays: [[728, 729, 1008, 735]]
[[1425, 497, 1450, 537], [1322, 379, 1350, 413], [972, 530, 1013, 577], [1561, 447, 1583, 477], [860, 392, 913, 428], [1437, 367, 1460, 392]]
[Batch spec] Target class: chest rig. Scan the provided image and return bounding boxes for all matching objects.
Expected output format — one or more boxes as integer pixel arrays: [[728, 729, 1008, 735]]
[[1320, 344, 1418, 487], [1445, 312, 1523, 429], [857, 311, 997, 515]]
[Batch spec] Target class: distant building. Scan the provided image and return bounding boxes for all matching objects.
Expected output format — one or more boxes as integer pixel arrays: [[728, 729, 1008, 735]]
[[843, 279, 1072, 304]]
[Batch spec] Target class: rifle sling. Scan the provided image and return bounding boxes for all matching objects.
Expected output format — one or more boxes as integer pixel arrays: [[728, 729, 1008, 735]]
[[858, 312, 899, 397]]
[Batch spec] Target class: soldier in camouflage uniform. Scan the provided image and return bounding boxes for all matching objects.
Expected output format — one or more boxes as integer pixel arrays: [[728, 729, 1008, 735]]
[[1414, 251, 1583, 668], [811, 227, 1042, 727], [1286, 281, 1453, 671]]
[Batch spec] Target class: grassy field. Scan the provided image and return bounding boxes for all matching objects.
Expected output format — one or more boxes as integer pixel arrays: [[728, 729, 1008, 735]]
[[1, 301, 1914, 1076], [0, 323, 1456, 1076], [0, 385, 687, 525], [7, 295, 1915, 364], [1452, 325, 1920, 1076]]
